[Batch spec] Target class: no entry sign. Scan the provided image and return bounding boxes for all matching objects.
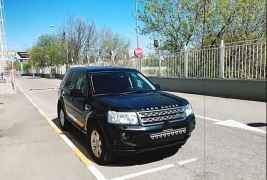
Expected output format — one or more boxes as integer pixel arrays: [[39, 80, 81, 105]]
[[134, 48, 143, 58]]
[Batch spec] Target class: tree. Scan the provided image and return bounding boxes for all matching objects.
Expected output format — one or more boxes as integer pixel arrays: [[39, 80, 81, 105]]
[[30, 35, 64, 74], [202, 0, 265, 45], [30, 16, 130, 69], [61, 17, 98, 65], [138, 0, 265, 50], [99, 28, 130, 64]]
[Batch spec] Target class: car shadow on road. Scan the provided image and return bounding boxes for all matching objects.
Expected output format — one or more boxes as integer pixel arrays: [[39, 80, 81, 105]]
[[247, 122, 267, 127], [52, 118, 180, 166]]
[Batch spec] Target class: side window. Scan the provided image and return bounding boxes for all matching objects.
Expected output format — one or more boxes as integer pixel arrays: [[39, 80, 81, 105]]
[[129, 72, 151, 89], [75, 72, 89, 96], [65, 71, 79, 90], [61, 70, 71, 89]]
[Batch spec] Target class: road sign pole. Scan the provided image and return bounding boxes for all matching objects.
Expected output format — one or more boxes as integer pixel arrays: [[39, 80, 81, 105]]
[[158, 49, 161, 76]]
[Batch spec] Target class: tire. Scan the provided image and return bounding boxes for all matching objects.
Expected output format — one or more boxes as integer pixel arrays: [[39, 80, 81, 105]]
[[87, 124, 113, 165], [58, 105, 68, 130]]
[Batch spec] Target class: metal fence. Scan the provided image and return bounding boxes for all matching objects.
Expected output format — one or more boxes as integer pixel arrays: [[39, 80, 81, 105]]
[[140, 40, 266, 80], [34, 40, 266, 80]]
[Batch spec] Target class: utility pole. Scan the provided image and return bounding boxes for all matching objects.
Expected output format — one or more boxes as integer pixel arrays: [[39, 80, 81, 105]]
[[135, 0, 141, 71], [135, 0, 139, 49], [0, 0, 9, 85], [0, 0, 6, 60]]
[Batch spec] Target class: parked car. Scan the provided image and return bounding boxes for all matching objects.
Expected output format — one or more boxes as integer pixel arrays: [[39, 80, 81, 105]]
[[57, 66, 195, 164]]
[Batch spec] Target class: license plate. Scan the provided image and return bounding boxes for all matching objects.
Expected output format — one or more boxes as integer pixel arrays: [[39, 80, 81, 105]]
[[150, 127, 186, 140]]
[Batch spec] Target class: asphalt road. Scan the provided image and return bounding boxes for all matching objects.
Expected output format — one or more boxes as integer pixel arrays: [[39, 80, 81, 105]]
[[1, 76, 266, 180]]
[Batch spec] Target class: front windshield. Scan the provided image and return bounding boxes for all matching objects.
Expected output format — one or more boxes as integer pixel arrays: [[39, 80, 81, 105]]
[[91, 71, 156, 95]]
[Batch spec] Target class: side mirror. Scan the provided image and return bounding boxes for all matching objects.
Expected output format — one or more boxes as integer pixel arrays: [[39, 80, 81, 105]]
[[70, 89, 83, 97], [154, 84, 161, 90]]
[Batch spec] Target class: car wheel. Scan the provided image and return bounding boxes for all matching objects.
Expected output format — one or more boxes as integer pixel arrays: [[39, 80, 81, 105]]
[[59, 107, 68, 130], [87, 125, 113, 165]]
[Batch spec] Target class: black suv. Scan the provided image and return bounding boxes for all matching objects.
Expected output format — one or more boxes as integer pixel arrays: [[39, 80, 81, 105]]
[[57, 66, 195, 164]]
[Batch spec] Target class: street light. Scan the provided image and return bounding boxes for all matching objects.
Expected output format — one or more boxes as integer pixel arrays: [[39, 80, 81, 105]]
[[49, 25, 55, 77], [49, 25, 55, 35], [49, 25, 55, 30]]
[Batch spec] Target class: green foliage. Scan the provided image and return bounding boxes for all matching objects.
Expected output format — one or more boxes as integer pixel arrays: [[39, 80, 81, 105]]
[[138, 0, 265, 50], [30, 35, 64, 68], [30, 17, 130, 68], [22, 61, 31, 73], [13, 60, 21, 71]]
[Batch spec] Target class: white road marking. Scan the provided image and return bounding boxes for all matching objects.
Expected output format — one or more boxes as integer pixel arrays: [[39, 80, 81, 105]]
[[110, 164, 175, 180], [196, 115, 221, 122], [215, 120, 266, 134], [16, 83, 108, 180], [88, 166, 108, 180], [196, 114, 266, 134], [178, 158, 198, 166], [59, 134, 76, 149], [29, 88, 58, 91]]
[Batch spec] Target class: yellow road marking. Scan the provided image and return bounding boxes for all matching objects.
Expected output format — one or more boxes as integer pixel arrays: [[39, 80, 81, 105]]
[[73, 147, 92, 166], [16, 83, 99, 177]]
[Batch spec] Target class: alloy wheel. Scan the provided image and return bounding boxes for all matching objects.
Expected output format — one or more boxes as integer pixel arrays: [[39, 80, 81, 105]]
[[90, 130, 102, 158]]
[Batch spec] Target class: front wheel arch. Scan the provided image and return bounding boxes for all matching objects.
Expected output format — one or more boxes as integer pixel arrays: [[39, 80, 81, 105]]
[[86, 120, 113, 164], [86, 117, 112, 151]]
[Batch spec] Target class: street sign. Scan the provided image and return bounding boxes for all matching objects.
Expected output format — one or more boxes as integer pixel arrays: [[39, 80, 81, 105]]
[[134, 48, 143, 58]]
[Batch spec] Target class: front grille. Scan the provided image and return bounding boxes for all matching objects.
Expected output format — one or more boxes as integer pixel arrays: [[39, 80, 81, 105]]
[[137, 106, 186, 126]]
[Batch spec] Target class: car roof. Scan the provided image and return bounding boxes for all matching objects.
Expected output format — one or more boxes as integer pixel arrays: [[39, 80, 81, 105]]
[[69, 66, 138, 73]]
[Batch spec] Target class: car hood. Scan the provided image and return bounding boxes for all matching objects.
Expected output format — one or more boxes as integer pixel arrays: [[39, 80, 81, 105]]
[[96, 91, 189, 111]]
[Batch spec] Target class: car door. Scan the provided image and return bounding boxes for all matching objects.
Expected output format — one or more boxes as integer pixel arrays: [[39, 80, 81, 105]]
[[62, 70, 79, 124], [71, 71, 90, 129]]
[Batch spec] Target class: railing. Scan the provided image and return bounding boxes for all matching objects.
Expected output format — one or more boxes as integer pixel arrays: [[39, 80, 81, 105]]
[[34, 40, 266, 80], [223, 42, 266, 79], [140, 40, 266, 80]]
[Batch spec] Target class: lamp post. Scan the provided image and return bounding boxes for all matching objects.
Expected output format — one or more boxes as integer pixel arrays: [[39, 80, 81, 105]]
[[135, 0, 142, 71], [49, 25, 55, 77], [49, 25, 55, 35]]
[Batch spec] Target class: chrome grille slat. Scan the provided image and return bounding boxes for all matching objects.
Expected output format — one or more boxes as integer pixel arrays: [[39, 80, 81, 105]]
[[137, 106, 186, 126]]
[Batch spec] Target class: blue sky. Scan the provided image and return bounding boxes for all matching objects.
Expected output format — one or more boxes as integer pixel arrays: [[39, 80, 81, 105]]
[[5, 0, 148, 51]]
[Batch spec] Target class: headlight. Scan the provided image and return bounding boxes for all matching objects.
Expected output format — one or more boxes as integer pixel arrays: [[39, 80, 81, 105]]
[[184, 104, 193, 116], [108, 111, 139, 125]]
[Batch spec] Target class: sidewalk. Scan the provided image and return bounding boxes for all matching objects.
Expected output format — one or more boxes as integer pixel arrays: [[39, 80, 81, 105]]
[[0, 90, 94, 180], [0, 81, 16, 95]]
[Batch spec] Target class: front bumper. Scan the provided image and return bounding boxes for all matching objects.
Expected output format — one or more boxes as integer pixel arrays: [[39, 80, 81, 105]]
[[104, 114, 195, 154]]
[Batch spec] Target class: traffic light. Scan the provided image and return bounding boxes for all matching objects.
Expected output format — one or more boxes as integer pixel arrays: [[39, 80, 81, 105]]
[[154, 40, 159, 48]]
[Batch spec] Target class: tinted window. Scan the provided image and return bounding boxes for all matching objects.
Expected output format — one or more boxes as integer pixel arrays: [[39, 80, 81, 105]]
[[92, 71, 155, 95], [75, 72, 89, 96], [60, 69, 71, 89], [65, 70, 80, 90]]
